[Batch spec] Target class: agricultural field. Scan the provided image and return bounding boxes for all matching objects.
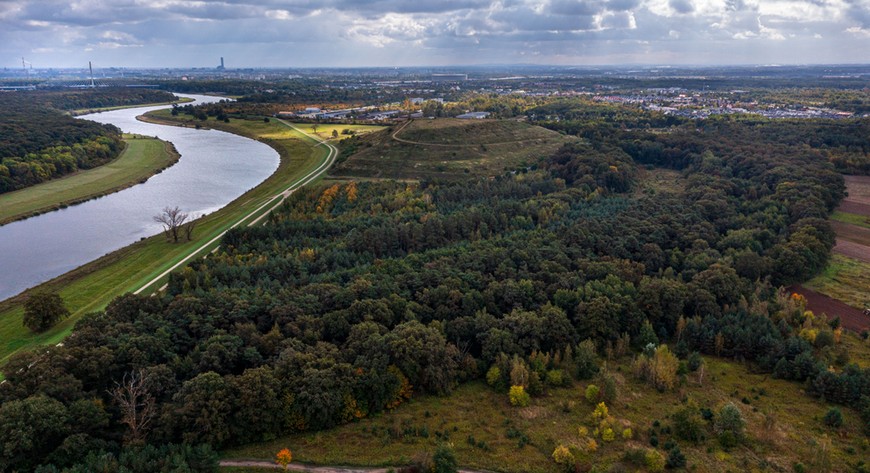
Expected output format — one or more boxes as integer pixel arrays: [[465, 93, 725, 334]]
[[331, 118, 573, 180]]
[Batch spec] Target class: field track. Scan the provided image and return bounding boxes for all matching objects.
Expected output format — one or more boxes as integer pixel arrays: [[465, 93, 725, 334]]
[[792, 285, 870, 332]]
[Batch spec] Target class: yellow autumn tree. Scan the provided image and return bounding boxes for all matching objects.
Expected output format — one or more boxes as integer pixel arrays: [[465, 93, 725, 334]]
[[345, 181, 358, 202]]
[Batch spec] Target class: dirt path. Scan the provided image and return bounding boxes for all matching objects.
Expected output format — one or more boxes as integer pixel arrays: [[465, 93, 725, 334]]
[[219, 459, 494, 473], [791, 285, 870, 332]]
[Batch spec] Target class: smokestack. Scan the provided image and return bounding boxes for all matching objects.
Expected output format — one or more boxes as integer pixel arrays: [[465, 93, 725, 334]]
[[221, 57, 224, 68]]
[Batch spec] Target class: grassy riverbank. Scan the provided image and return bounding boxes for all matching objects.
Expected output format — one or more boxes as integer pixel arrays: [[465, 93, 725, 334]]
[[0, 115, 332, 364], [0, 135, 179, 225]]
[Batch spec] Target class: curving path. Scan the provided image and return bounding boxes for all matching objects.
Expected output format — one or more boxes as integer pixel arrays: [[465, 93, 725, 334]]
[[133, 120, 337, 295]]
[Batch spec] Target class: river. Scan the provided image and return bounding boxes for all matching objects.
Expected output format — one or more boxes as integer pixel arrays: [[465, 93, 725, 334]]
[[0, 94, 280, 301]]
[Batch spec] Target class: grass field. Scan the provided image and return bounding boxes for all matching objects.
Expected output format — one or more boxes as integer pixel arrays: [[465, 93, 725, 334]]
[[289, 123, 384, 141], [0, 135, 178, 225], [0, 114, 331, 364], [331, 118, 573, 180], [805, 253, 870, 311], [224, 345, 870, 473]]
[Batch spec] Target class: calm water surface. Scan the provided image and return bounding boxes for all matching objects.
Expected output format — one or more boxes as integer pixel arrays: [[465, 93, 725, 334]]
[[0, 94, 280, 300]]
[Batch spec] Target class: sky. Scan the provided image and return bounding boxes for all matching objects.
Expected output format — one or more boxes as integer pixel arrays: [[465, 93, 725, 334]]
[[1, 0, 869, 68]]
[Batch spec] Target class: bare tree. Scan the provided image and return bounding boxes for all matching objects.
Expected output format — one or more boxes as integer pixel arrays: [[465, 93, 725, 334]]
[[183, 216, 198, 241], [154, 206, 188, 243], [110, 370, 156, 445]]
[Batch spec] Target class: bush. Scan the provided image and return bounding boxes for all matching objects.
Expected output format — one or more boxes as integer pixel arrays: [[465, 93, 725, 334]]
[[486, 366, 502, 389], [552, 445, 575, 470], [508, 385, 530, 407], [666, 446, 686, 468], [432, 444, 458, 473], [622, 428, 633, 440], [714, 404, 745, 450], [823, 407, 843, 428], [546, 369, 565, 387], [599, 372, 619, 403], [645, 449, 666, 472], [585, 384, 600, 403], [672, 403, 705, 443]]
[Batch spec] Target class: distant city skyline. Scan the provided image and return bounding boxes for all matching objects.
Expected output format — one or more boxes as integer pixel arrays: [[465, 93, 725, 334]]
[[2, 0, 869, 69]]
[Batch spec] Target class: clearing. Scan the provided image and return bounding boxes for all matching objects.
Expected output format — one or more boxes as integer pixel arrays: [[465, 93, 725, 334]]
[[0, 135, 178, 225], [331, 118, 573, 180], [224, 347, 870, 473]]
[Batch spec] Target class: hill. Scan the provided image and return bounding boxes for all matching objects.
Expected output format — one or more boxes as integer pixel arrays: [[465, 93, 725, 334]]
[[331, 118, 573, 180]]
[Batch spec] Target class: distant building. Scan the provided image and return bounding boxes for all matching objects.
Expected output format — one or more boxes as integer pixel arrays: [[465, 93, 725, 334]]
[[456, 111, 491, 119]]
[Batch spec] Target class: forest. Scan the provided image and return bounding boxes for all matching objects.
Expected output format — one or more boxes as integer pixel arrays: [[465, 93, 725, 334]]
[[2, 102, 869, 472], [0, 89, 174, 193]]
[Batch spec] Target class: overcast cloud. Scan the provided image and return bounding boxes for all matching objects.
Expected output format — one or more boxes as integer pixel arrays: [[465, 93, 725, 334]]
[[1, 0, 868, 67]]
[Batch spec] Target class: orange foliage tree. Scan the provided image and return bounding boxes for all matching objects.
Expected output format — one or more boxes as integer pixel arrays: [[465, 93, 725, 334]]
[[276, 448, 292, 468]]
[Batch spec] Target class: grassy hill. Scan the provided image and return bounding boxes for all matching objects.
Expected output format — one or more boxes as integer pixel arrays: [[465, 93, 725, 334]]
[[331, 118, 573, 180]]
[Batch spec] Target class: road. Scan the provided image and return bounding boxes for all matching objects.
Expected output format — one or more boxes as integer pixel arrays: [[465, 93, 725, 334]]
[[133, 120, 337, 295]]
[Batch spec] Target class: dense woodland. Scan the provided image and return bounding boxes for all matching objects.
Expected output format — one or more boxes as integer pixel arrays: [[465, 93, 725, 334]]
[[0, 89, 175, 194], [2, 104, 869, 472]]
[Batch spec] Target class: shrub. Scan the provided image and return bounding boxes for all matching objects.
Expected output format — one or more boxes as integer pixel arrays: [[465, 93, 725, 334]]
[[546, 369, 565, 387], [592, 402, 609, 423], [599, 372, 619, 403], [672, 403, 705, 443], [645, 449, 666, 472], [552, 445, 575, 470], [486, 366, 502, 389], [585, 384, 600, 403], [714, 403, 745, 443], [601, 427, 616, 442], [823, 408, 843, 428], [622, 428, 633, 440], [432, 444, 458, 473], [508, 385, 530, 407], [666, 446, 686, 468], [275, 448, 292, 468]]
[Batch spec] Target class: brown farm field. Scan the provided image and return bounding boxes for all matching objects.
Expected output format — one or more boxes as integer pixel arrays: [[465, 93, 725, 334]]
[[330, 118, 574, 180], [843, 175, 870, 206]]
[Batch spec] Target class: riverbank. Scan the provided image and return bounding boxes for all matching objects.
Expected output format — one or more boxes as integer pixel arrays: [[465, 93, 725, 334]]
[[0, 114, 334, 364], [0, 135, 179, 226]]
